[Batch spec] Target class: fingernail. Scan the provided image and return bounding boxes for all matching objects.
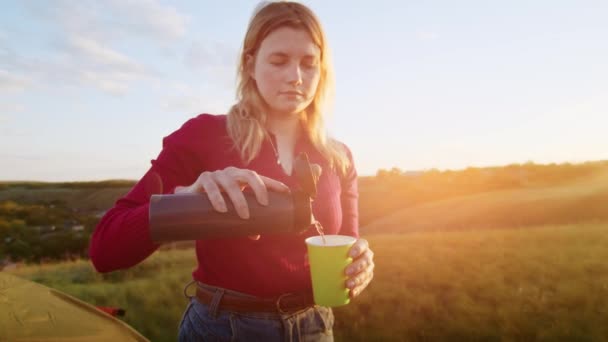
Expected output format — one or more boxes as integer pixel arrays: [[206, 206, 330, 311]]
[[346, 267, 353, 276], [350, 249, 358, 257], [347, 280, 354, 288], [219, 204, 227, 212]]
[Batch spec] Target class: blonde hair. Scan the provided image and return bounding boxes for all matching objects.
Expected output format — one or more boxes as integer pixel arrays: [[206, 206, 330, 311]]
[[226, 1, 350, 175]]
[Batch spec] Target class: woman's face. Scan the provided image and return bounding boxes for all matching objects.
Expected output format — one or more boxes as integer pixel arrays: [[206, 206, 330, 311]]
[[250, 26, 321, 118]]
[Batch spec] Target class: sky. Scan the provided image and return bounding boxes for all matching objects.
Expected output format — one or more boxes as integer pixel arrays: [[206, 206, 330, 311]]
[[1, 0, 607, 181]]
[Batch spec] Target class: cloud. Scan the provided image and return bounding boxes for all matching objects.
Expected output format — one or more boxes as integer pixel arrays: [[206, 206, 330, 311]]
[[1, 30, 159, 96], [0, 69, 31, 93], [25, 0, 189, 43], [63, 34, 152, 94], [5, 0, 190, 95], [0, 39, 152, 95], [67, 35, 145, 72], [0, 45, 50, 80], [105, 0, 190, 41], [79, 71, 130, 95]]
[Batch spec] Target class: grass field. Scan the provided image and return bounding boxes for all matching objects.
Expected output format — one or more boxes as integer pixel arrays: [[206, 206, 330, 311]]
[[7, 222, 608, 341], [4, 166, 607, 340], [335, 223, 608, 341]]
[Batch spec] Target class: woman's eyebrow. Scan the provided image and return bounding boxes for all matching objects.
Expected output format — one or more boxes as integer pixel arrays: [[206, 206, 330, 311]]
[[269, 52, 289, 57], [268, 52, 318, 58]]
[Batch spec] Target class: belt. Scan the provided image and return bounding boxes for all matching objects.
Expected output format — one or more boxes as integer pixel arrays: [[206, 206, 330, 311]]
[[194, 285, 315, 314]]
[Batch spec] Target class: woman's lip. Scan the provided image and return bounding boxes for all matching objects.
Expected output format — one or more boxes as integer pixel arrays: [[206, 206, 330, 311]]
[[281, 91, 303, 96]]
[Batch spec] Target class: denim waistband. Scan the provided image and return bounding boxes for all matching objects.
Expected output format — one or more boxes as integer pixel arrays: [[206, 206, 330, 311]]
[[183, 280, 315, 319]]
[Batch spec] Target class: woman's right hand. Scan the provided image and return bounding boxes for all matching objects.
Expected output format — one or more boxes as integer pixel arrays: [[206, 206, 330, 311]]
[[173, 167, 291, 239]]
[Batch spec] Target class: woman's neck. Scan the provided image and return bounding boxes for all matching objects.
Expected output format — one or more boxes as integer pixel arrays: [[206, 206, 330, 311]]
[[265, 113, 303, 175], [266, 114, 302, 140]]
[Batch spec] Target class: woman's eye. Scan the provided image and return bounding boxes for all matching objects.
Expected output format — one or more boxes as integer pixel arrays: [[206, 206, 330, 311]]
[[302, 58, 319, 68], [302, 62, 318, 68]]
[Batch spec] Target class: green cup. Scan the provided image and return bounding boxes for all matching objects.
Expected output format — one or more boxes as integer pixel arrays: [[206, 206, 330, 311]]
[[305, 235, 357, 307]]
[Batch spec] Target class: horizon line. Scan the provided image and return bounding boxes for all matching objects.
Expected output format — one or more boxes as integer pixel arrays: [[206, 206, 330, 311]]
[[1, 158, 606, 183]]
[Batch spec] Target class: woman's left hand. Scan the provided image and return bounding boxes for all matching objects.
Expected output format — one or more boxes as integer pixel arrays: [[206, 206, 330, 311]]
[[345, 238, 374, 299]]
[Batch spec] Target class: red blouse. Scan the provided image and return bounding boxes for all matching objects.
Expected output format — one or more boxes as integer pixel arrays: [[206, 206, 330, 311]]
[[89, 114, 358, 297]]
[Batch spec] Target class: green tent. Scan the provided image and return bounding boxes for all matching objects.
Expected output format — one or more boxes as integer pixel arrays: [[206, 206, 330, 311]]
[[0, 272, 149, 342]]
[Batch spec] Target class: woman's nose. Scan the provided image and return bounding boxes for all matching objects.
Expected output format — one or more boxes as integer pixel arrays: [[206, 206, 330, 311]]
[[286, 64, 303, 86]]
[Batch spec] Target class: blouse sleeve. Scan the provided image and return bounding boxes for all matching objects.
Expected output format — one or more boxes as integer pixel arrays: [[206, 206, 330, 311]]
[[88, 116, 209, 273]]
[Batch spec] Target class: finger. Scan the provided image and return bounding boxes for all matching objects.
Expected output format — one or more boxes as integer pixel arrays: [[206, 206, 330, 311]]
[[349, 238, 369, 258], [174, 182, 203, 194], [173, 185, 187, 194], [215, 171, 250, 219], [174, 173, 208, 194], [350, 271, 374, 299], [260, 175, 290, 193], [238, 170, 268, 206], [345, 249, 374, 276], [248, 235, 261, 240], [346, 265, 373, 290], [199, 173, 228, 213]]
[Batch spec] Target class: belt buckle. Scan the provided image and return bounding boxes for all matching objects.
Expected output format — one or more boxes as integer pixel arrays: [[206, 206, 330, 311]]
[[275, 293, 295, 314]]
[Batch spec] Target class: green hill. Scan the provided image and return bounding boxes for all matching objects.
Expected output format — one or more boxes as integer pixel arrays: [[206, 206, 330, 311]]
[[363, 172, 608, 234]]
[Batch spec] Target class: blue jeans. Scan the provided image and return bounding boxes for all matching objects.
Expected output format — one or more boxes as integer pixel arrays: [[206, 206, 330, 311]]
[[178, 283, 334, 341]]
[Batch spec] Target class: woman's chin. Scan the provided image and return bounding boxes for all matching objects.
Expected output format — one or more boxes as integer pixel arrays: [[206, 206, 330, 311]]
[[268, 104, 308, 117]]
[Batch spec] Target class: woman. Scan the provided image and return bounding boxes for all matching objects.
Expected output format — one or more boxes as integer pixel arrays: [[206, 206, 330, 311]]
[[89, 1, 374, 341]]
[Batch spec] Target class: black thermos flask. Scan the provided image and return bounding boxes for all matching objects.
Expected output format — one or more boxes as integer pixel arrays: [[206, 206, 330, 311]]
[[149, 152, 319, 242]]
